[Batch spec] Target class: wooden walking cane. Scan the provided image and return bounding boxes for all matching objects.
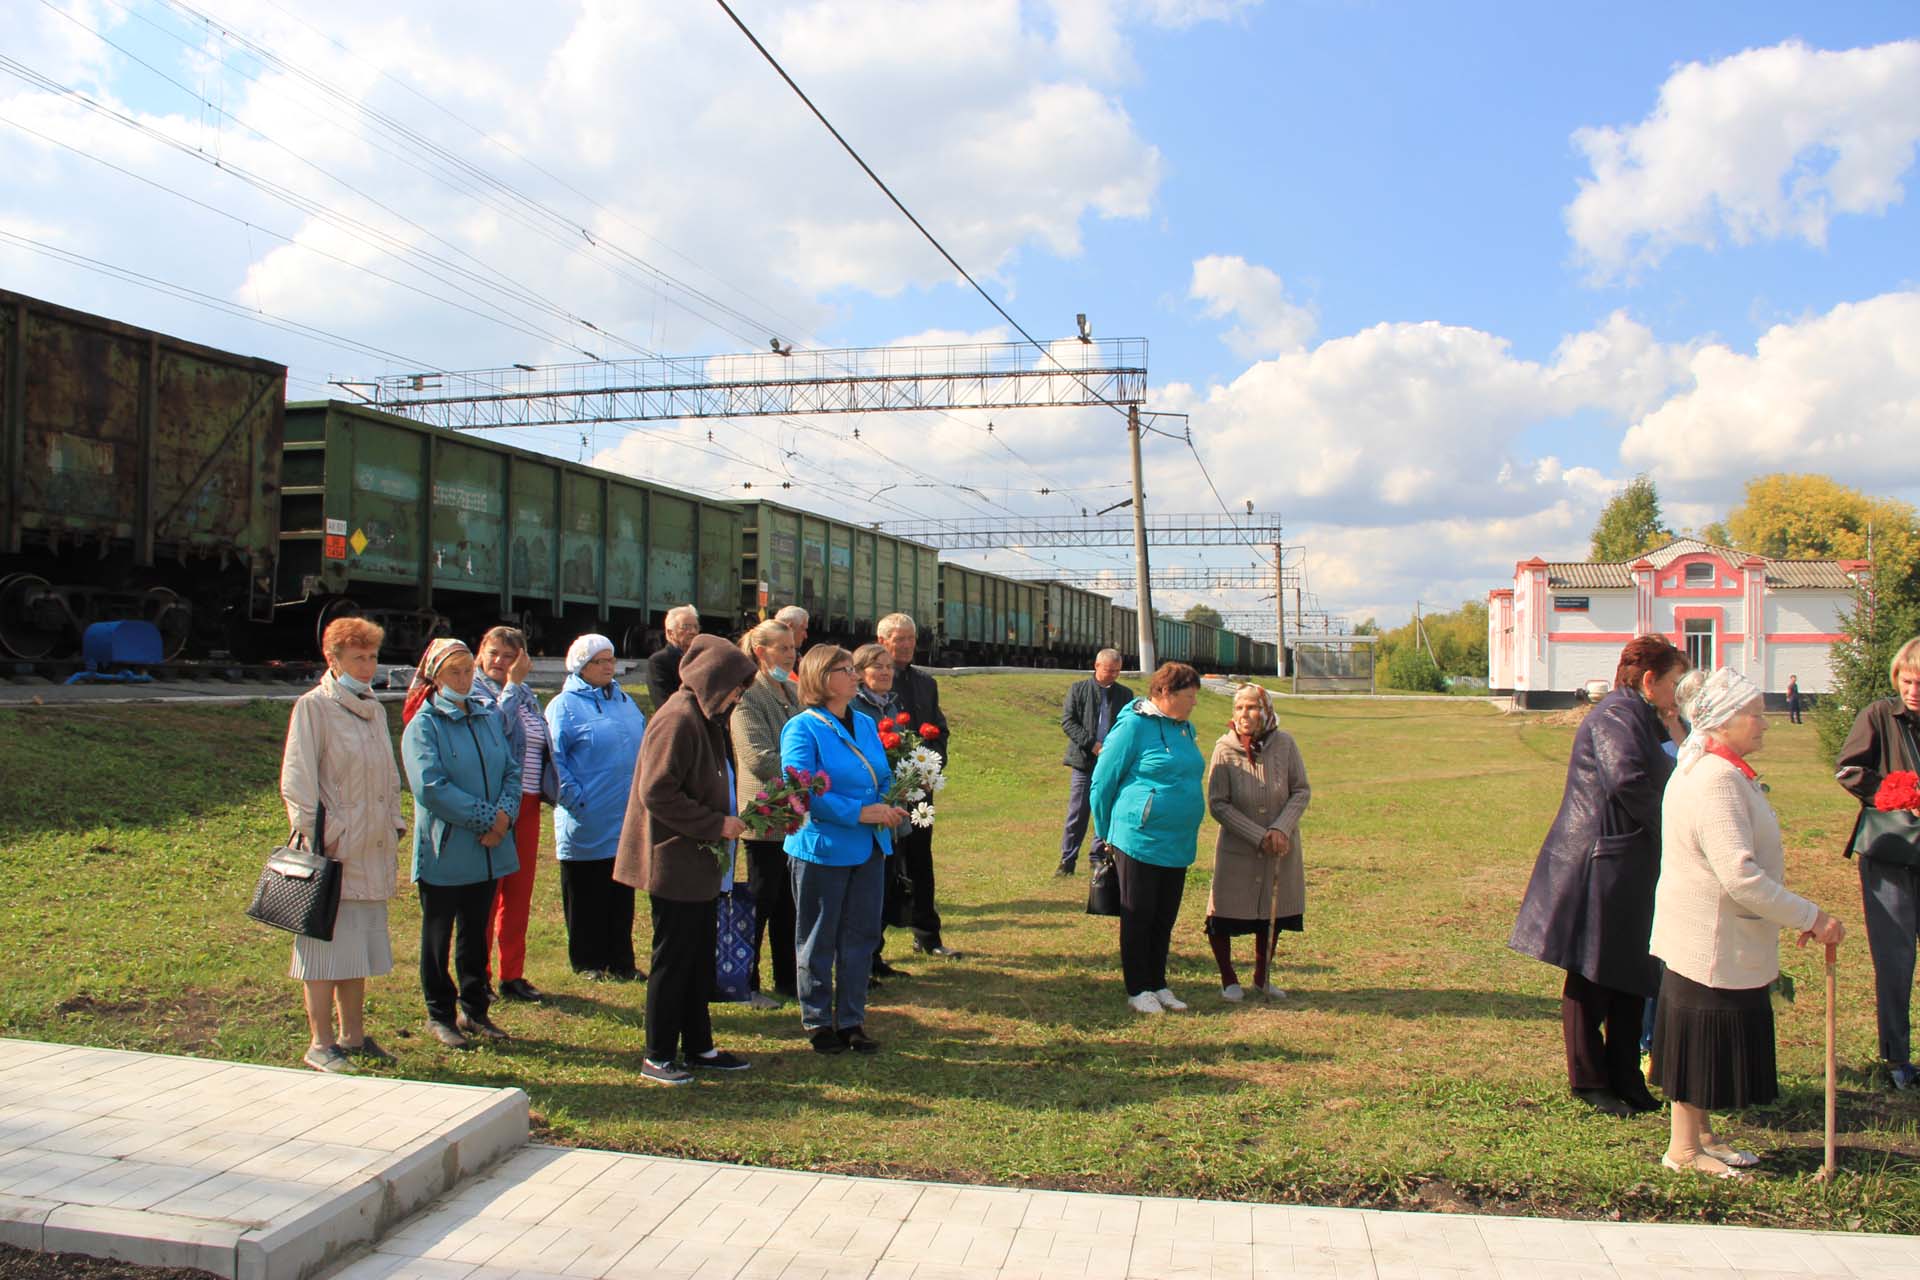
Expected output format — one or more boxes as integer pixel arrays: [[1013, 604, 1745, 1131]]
[[1820, 940, 1838, 1181], [1263, 837, 1283, 997]]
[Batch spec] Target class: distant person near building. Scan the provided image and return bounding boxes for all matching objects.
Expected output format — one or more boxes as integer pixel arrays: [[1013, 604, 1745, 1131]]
[[1057, 649, 1132, 876], [1786, 675, 1802, 724]]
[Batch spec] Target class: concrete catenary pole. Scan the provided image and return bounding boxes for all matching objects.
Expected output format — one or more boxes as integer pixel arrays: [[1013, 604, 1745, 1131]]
[[1129, 403, 1157, 672], [1274, 540, 1286, 677]]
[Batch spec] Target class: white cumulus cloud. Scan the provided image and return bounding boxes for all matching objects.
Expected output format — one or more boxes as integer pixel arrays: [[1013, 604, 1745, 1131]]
[[1189, 254, 1316, 357], [1621, 290, 1920, 495], [1567, 39, 1920, 281]]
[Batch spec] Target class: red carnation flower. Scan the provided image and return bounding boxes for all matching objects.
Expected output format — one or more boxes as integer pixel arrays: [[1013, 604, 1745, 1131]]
[[813, 775, 830, 794], [894, 712, 910, 725], [1876, 771, 1920, 811], [880, 731, 901, 749], [919, 723, 941, 739]]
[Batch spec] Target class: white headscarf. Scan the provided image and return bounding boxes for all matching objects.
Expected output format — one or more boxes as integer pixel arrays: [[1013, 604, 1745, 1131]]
[[565, 633, 615, 675], [1676, 666, 1763, 768]]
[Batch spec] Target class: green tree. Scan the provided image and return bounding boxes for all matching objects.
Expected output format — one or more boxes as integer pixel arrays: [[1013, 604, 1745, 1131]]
[[1183, 603, 1224, 628], [1385, 646, 1446, 693], [1815, 561, 1920, 759], [1589, 474, 1671, 561], [1720, 473, 1920, 585]]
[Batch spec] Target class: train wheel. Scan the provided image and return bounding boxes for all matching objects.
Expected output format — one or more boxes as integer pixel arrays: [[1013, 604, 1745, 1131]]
[[143, 587, 192, 661], [0, 574, 65, 661], [621, 623, 649, 659], [314, 596, 361, 656]]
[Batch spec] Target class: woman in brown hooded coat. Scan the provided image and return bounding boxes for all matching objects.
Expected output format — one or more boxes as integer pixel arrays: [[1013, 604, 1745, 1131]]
[[615, 633, 758, 1086]]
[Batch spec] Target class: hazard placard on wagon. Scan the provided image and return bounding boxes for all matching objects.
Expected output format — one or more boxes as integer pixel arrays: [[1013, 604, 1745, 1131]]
[[324, 534, 348, 560]]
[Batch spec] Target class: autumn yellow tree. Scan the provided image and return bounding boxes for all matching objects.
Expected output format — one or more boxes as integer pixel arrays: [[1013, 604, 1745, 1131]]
[[1718, 473, 1919, 580]]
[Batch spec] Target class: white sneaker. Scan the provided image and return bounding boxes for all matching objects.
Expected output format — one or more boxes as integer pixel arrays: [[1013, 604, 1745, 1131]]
[[1127, 991, 1164, 1014], [1155, 988, 1188, 1011], [1259, 984, 1287, 999], [1220, 984, 1244, 1002]]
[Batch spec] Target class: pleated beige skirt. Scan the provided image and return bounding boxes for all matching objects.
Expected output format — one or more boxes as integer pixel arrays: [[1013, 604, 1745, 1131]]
[[290, 899, 394, 981]]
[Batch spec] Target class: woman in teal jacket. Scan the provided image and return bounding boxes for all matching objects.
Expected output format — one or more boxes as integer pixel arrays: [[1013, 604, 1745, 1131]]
[[1090, 662, 1206, 1015], [400, 638, 522, 1049], [545, 633, 648, 980], [781, 645, 908, 1055]]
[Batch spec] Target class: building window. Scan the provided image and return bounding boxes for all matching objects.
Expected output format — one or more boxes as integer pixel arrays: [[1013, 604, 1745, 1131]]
[[1684, 617, 1714, 669], [1684, 561, 1715, 587]]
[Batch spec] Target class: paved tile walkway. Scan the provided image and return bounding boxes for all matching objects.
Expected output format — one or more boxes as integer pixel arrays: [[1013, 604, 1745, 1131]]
[[342, 1143, 1920, 1280], [2, 1039, 1917, 1279], [0, 1040, 527, 1279]]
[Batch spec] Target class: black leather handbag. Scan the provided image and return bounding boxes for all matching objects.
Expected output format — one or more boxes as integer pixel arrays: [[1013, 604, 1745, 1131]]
[[1085, 844, 1122, 918], [246, 803, 343, 940], [1848, 715, 1920, 869]]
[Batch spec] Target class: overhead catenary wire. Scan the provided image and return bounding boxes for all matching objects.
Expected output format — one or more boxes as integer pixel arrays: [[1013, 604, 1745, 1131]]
[[709, 0, 1272, 577], [16, 3, 1135, 549]]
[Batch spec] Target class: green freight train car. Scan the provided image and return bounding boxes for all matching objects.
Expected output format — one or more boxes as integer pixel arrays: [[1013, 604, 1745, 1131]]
[[278, 401, 741, 656], [0, 289, 286, 660], [935, 563, 1044, 664], [1040, 580, 1108, 668], [733, 500, 938, 653]]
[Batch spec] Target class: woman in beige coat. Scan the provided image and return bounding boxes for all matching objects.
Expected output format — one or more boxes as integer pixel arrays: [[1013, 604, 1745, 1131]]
[[731, 619, 801, 1008], [1205, 683, 1310, 1001], [280, 616, 406, 1073], [1651, 667, 1845, 1178]]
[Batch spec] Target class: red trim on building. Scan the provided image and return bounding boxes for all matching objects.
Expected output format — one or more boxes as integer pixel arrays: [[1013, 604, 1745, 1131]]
[[1547, 633, 1637, 643], [1768, 633, 1847, 644], [1656, 555, 1744, 598]]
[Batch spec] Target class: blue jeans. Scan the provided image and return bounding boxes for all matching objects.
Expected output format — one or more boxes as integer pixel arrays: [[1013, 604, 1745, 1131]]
[[1059, 768, 1093, 869], [791, 842, 886, 1032], [1860, 856, 1919, 1069]]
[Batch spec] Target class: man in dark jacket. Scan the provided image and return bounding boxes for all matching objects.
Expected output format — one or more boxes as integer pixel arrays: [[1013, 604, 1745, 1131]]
[[1057, 649, 1132, 876], [614, 633, 756, 1086], [1508, 636, 1685, 1117], [645, 605, 700, 710], [878, 612, 956, 958]]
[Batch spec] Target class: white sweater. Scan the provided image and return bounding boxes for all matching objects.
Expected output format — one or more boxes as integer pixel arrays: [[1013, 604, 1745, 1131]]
[[1651, 752, 1818, 990]]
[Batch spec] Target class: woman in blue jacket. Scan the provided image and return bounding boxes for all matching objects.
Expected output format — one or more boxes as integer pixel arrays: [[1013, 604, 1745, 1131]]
[[545, 633, 648, 980], [1090, 662, 1207, 1015], [781, 645, 909, 1055], [401, 638, 522, 1049]]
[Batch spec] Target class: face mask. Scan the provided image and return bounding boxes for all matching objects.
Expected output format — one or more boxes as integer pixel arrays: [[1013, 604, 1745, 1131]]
[[433, 689, 469, 713], [335, 672, 373, 697], [770, 666, 791, 683]]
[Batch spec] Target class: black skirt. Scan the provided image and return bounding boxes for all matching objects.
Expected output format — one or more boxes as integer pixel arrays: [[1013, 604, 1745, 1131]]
[[1204, 913, 1303, 937], [1651, 967, 1777, 1109]]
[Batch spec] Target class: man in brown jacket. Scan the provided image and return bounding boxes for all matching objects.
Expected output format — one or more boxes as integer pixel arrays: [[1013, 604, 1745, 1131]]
[[615, 634, 757, 1085]]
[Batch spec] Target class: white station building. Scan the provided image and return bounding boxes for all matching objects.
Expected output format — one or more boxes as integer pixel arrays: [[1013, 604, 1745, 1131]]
[[1488, 537, 1864, 708]]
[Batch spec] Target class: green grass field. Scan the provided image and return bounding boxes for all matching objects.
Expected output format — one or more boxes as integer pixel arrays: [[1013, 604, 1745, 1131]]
[[2, 677, 1916, 1231]]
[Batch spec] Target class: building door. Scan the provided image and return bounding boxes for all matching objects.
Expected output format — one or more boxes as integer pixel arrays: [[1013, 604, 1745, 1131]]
[[1684, 617, 1715, 670]]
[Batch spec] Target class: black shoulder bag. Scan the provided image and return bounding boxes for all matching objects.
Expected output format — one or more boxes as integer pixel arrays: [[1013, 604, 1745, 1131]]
[[246, 803, 344, 940], [1847, 709, 1920, 869]]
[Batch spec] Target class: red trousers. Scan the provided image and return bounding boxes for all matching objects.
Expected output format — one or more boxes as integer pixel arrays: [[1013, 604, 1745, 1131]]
[[488, 795, 543, 982]]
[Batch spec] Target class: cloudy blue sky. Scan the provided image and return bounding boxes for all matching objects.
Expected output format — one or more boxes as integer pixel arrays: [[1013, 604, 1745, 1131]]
[[5, 1, 1917, 628]]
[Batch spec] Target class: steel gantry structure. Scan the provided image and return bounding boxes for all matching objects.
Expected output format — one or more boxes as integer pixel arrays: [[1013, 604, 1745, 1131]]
[[357, 336, 1176, 667], [358, 338, 1148, 430], [875, 512, 1282, 550]]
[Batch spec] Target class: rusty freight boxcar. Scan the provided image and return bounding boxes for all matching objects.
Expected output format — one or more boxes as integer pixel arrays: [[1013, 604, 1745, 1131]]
[[0, 289, 286, 660], [734, 500, 938, 653], [278, 401, 742, 657]]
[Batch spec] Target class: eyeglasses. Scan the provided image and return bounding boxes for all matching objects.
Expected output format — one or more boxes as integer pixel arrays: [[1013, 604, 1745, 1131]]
[[827, 665, 855, 676]]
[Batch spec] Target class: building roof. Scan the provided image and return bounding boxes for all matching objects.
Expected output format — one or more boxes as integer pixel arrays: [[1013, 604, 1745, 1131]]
[[1537, 537, 1864, 591]]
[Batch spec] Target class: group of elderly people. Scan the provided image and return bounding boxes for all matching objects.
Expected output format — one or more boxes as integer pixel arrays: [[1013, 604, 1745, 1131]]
[[279, 607, 1920, 1164], [278, 604, 951, 1084], [1510, 633, 1920, 1180]]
